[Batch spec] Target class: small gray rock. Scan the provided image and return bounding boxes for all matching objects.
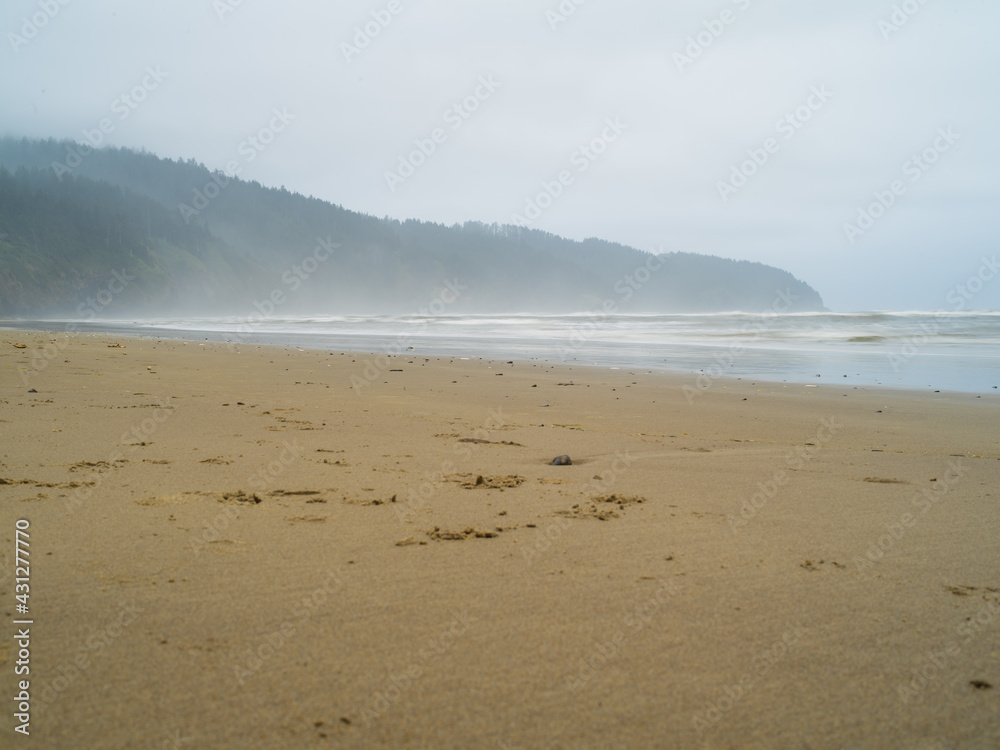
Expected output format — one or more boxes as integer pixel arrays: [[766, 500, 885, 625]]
[[551, 455, 572, 466]]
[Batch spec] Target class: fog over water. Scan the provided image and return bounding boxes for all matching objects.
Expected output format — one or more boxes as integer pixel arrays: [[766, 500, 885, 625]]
[[3, 1, 999, 311], [9, 311, 998, 393]]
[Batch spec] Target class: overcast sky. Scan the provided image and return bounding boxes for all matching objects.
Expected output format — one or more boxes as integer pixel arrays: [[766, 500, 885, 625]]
[[3, 0, 999, 311]]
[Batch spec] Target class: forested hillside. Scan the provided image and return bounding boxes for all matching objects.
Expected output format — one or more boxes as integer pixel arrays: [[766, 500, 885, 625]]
[[0, 137, 826, 317]]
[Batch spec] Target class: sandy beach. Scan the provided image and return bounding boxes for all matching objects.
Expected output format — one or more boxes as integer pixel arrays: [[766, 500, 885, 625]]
[[1, 329, 998, 749]]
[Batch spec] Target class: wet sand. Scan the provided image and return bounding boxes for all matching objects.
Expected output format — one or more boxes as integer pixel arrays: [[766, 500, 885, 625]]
[[1, 329, 998, 748]]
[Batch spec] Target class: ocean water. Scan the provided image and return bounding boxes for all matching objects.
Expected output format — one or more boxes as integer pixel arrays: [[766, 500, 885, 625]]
[[6, 311, 1000, 394]]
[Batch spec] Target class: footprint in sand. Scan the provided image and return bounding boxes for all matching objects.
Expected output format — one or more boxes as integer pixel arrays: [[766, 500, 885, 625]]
[[446, 473, 524, 489], [137, 490, 262, 506], [800, 559, 847, 572], [425, 526, 501, 541], [555, 494, 647, 521]]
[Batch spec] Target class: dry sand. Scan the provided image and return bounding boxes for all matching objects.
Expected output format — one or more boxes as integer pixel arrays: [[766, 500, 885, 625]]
[[1, 329, 998, 749]]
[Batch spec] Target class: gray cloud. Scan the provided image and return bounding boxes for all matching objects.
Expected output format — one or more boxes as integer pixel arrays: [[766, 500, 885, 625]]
[[4, 0, 998, 310]]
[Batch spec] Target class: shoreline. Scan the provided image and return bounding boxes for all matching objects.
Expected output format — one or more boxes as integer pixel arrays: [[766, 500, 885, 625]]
[[2, 328, 998, 748], [3, 322, 998, 398]]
